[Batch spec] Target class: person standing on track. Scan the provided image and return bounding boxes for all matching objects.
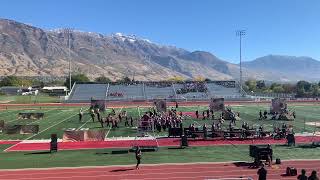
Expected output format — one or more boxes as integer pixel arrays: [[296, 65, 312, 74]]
[[308, 170, 319, 180], [257, 164, 267, 180], [135, 146, 142, 170], [297, 169, 308, 180]]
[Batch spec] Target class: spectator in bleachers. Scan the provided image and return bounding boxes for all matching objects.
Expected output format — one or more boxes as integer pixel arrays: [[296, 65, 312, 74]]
[[176, 82, 207, 94]]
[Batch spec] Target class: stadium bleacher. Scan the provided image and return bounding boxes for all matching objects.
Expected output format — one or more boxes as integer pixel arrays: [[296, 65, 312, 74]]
[[206, 82, 242, 99], [107, 84, 144, 100], [67, 81, 245, 102], [68, 84, 108, 102], [144, 85, 176, 99]]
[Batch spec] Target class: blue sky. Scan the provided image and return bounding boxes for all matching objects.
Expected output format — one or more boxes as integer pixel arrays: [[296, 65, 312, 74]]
[[1, 0, 320, 63]]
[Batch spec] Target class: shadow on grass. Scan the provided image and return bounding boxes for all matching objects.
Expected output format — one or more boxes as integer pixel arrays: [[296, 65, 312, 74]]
[[110, 168, 135, 172], [167, 147, 186, 150], [95, 152, 110, 155], [24, 151, 51, 155], [274, 144, 290, 147], [296, 144, 319, 149]]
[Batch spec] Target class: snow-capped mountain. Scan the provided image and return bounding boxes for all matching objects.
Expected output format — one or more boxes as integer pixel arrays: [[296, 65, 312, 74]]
[[0, 18, 319, 81]]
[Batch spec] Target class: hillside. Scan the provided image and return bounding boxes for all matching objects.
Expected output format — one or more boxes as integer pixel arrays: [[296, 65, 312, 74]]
[[242, 55, 320, 81], [0, 18, 319, 82]]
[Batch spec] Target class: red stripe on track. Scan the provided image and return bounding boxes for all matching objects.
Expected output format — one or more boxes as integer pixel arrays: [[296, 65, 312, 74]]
[[0, 160, 319, 180], [0, 141, 21, 145]]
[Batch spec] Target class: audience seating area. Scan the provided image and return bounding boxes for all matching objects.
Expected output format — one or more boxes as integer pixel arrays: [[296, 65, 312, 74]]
[[67, 81, 245, 102], [68, 84, 108, 102]]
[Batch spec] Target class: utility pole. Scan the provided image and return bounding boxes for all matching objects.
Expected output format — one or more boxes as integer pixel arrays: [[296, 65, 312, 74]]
[[64, 28, 73, 94], [236, 30, 246, 96]]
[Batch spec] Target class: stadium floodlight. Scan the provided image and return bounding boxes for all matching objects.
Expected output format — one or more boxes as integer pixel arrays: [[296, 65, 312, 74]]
[[236, 30, 246, 96], [63, 28, 73, 94]]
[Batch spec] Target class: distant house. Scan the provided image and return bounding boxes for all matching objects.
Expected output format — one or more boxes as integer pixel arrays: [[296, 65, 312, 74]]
[[42, 86, 67, 96]]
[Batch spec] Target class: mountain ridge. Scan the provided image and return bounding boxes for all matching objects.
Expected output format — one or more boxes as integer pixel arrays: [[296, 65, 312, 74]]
[[0, 18, 319, 82]]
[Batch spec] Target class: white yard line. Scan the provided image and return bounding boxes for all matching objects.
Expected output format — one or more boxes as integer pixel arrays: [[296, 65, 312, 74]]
[[25, 113, 78, 140], [26, 110, 64, 125], [4, 113, 79, 152], [76, 118, 91, 131], [6, 109, 57, 123], [104, 126, 112, 139]]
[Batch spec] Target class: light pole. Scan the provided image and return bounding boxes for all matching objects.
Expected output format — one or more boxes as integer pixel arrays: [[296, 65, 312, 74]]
[[64, 28, 73, 94], [236, 30, 246, 96]]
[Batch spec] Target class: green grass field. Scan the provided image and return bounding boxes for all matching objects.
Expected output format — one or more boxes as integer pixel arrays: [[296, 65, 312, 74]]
[[0, 144, 319, 169], [0, 103, 320, 140], [0, 94, 61, 104]]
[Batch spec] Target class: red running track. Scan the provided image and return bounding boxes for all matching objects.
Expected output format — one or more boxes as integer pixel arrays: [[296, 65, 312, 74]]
[[0, 141, 21, 145], [6, 136, 320, 152], [0, 160, 319, 180]]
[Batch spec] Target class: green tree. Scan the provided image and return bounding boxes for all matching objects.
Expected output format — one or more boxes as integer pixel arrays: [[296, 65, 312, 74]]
[[122, 76, 131, 83], [256, 80, 266, 89], [95, 75, 111, 84], [282, 84, 296, 93], [65, 73, 90, 89], [245, 80, 257, 92], [272, 86, 284, 93], [204, 78, 211, 82], [311, 84, 320, 97], [296, 81, 311, 97], [0, 76, 21, 87]]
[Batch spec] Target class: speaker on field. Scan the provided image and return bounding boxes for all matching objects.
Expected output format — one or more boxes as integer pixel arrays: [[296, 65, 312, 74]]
[[181, 135, 188, 147]]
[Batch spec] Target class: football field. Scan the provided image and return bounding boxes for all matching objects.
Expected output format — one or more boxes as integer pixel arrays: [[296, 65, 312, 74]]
[[0, 102, 319, 140]]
